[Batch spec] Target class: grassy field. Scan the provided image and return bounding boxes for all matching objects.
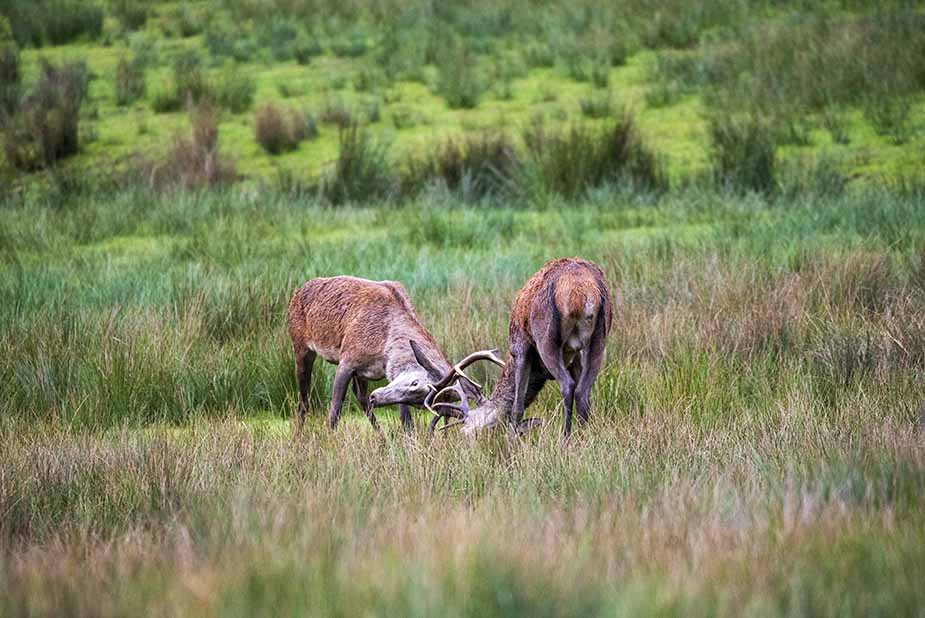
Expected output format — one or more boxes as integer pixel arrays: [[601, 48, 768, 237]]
[[2, 0, 925, 190], [3, 1, 925, 616], [2, 184, 925, 615]]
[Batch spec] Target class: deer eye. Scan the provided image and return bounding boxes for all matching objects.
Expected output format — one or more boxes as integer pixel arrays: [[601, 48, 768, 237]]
[[410, 380, 419, 387]]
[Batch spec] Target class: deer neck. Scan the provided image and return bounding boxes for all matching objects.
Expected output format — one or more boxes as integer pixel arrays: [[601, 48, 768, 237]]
[[384, 317, 450, 380], [468, 361, 516, 423]]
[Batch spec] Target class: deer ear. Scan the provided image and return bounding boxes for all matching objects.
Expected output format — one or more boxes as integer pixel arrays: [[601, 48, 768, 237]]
[[409, 339, 443, 378]]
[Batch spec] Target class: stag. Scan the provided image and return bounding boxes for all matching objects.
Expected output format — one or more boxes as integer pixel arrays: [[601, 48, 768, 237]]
[[287, 276, 503, 432], [428, 258, 612, 437]]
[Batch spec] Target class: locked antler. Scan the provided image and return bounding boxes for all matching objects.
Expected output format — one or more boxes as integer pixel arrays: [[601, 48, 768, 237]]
[[423, 349, 504, 411]]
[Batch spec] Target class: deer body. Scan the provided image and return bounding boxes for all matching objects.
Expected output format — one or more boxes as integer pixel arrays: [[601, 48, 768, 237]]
[[287, 276, 478, 431], [432, 258, 612, 437]]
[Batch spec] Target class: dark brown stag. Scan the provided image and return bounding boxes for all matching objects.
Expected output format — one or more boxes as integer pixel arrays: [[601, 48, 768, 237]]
[[428, 258, 612, 437]]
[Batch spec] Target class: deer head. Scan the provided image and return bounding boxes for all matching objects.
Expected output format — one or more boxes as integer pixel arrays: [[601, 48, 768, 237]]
[[427, 381, 543, 436], [367, 341, 504, 409]]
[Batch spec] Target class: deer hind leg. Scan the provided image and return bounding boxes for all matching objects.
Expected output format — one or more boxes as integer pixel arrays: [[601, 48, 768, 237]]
[[352, 377, 382, 433], [574, 313, 607, 427], [535, 334, 576, 438], [327, 363, 354, 430], [294, 348, 316, 434]]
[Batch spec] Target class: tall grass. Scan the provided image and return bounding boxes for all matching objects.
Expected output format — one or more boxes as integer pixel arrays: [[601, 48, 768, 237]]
[[522, 114, 665, 198], [134, 103, 237, 191], [2, 185, 924, 427], [2, 181, 925, 614], [322, 122, 394, 204], [402, 131, 519, 199], [2, 407, 923, 616], [697, 9, 925, 143], [2, 59, 88, 170]]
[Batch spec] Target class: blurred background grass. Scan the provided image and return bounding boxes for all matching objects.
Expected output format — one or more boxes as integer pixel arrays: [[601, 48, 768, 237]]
[[2, 0, 924, 189]]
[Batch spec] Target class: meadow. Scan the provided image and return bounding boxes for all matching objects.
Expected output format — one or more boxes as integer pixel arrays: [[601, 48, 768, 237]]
[[2, 0, 925, 616], [3, 184, 925, 615], [2, 0, 925, 190]]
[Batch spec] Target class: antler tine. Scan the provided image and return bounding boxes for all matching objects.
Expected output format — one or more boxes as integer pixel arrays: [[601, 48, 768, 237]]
[[428, 382, 470, 434], [454, 349, 505, 371], [429, 349, 506, 396], [452, 368, 482, 390], [428, 415, 465, 434], [433, 402, 465, 419], [424, 384, 440, 414], [450, 349, 506, 390], [432, 382, 470, 416]]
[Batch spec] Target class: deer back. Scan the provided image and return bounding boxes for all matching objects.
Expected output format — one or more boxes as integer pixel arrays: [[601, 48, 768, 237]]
[[287, 276, 447, 373]]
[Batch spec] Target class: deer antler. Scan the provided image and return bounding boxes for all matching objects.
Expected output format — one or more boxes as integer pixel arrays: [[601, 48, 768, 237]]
[[426, 382, 472, 433], [423, 349, 505, 410]]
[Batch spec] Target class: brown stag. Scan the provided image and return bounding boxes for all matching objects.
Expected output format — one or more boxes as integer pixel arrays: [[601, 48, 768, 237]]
[[428, 258, 612, 437], [287, 276, 503, 432]]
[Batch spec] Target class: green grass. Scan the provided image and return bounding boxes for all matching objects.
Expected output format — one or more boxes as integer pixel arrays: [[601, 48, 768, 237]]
[[3, 184, 925, 614], [3, 1, 925, 614], [3, 1, 924, 187]]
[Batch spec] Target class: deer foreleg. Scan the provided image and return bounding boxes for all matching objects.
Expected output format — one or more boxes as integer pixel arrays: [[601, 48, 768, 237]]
[[328, 364, 354, 429], [399, 404, 413, 431], [510, 349, 531, 427]]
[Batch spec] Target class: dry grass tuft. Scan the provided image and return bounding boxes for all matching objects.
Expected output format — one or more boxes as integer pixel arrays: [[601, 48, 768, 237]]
[[135, 103, 237, 190], [254, 102, 312, 155]]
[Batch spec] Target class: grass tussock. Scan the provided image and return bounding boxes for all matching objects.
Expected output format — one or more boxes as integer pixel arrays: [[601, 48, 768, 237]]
[[2, 59, 87, 171], [255, 103, 311, 154], [709, 114, 777, 194], [114, 56, 146, 107], [111, 0, 149, 32], [214, 63, 256, 114], [150, 52, 255, 115], [322, 122, 394, 204], [0, 33, 20, 115], [435, 36, 486, 109], [3, 0, 103, 47], [522, 112, 665, 198], [403, 130, 519, 199], [319, 97, 354, 128], [135, 103, 237, 191]]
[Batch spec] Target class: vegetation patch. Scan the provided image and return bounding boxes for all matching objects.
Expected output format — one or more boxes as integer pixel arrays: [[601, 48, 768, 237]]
[[255, 103, 312, 155], [2, 59, 87, 171], [134, 103, 237, 191], [522, 113, 665, 198]]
